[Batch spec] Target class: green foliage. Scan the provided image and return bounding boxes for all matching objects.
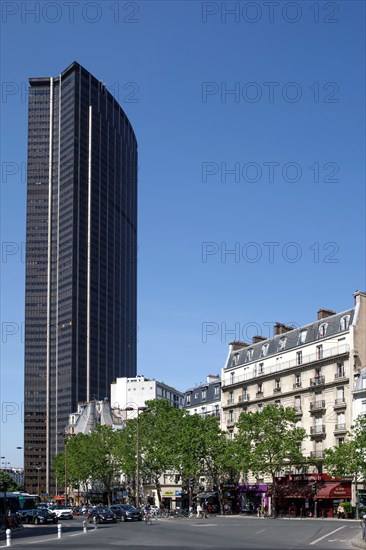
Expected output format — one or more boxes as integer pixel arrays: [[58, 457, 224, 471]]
[[235, 404, 307, 516], [0, 470, 19, 491], [324, 415, 366, 481]]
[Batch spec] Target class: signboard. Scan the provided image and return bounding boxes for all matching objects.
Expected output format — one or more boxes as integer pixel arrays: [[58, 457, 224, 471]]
[[174, 491, 182, 496], [163, 490, 175, 497]]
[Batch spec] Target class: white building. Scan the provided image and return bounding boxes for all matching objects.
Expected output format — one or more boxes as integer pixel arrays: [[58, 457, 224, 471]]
[[110, 376, 184, 416]]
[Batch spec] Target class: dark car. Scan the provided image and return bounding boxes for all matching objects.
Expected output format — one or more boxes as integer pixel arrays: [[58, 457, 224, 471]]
[[109, 505, 127, 522], [24, 509, 58, 525], [87, 507, 117, 524], [118, 505, 143, 521]]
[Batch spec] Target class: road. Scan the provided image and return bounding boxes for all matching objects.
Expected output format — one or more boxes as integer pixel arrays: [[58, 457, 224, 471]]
[[0, 515, 361, 549]]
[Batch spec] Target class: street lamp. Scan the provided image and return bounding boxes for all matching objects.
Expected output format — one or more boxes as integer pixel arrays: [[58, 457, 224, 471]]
[[35, 465, 42, 499], [125, 405, 148, 507]]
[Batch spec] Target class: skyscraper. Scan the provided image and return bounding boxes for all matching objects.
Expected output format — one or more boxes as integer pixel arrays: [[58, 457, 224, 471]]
[[24, 62, 137, 495]]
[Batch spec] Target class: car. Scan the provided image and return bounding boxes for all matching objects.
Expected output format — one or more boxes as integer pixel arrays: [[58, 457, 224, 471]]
[[23, 509, 58, 525], [52, 506, 74, 520], [118, 504, 143, 521], [87, 507, 117, 524], [109, 505, 127, 522]]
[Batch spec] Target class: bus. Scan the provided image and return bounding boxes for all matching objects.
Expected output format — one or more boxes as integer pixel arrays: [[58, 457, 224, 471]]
[[0, 491, 38, 513]]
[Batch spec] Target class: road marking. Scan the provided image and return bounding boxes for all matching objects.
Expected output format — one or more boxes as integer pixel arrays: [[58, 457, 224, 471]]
[[309, 526, 345, 546], [0, 529, 96, 548], [255, 529, 266, 534], [191, 523, 218, 527]]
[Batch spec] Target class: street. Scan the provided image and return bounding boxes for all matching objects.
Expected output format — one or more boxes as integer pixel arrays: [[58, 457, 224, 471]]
[[0, 515, 360, 549]]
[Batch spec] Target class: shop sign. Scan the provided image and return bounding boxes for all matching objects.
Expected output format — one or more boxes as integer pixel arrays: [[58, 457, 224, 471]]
[[163, 490, 175, 497], [175, 491, 182, 496]]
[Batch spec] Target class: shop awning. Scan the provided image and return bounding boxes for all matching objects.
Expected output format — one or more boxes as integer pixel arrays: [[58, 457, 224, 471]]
[[269, 483, 313, 498], [195, 491, 218, 499], [316, 483, 351, 499]]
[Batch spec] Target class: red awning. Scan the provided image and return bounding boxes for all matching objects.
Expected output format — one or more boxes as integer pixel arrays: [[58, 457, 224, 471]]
[[316, 483, 351, 499], [268, 483, 313, 498], [54, 496, 65, 501]]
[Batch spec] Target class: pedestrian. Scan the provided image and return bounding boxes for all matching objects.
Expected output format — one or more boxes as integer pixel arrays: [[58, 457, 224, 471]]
[[361, 514, 366, 541], [196, 503, 203, 518], [337, 504, 344, 519]]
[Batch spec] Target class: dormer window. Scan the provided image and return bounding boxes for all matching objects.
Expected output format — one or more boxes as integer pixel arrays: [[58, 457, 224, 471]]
[[232, 353, 239, 366], [246, 349, 254, 361], [339, 315, 350, 331], [201, 388, 207, 400], [298, 330, 307, 345], [318, 323, 328, 338], [186, 394, 191, 405], [260, 343, 269, 357], [278, 337, 286, 352]]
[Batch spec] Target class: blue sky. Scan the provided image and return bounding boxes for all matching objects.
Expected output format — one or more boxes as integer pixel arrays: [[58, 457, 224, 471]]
[[1, 1, 365, 466]]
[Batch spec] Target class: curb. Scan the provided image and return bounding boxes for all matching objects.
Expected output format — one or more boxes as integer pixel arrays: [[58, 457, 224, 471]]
[[351, 540, 366, 549], [212, 514, 360, 522]]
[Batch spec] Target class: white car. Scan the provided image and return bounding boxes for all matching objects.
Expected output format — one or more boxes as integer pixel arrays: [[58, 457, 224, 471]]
[[53, 506, 74, 520]]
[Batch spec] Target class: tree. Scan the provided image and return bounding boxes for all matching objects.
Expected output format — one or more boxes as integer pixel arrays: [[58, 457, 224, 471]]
[[324, 415, 366, 519], [0, 470, 19, 492], [117, 400, 184, 506], [88, 425, 121, 504], [235, 405, 307, 517], [176, 413, 240, 513]]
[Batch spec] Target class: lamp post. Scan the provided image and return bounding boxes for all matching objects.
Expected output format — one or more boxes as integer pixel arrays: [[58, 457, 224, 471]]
[[125, 405, 147, 507], [35, 465, 42, 499]]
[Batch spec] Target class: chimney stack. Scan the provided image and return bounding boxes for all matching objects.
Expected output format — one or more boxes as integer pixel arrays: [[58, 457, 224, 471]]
[[229, 341, 248, 351], [317, 308, 336, 320], [274, 323, 294, 336], [252, 335, 267, 344]]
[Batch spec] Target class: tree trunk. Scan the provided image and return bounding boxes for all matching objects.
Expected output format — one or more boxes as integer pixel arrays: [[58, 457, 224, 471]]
[[218, 487, 224, 515], [271, 473, 277, 518], [155, 478, 162, 508]]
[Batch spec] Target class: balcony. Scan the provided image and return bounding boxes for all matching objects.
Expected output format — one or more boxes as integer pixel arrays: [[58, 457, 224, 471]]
[[226, 398, 235, 406], [310, 376, 325, 387], [310, 400, 326, 412], [222, 344, 349, 388], [293, 382, 302, 389], [334, 398, 346, 408], [273, 387, 281, 394], [334, 423, 347, 433], [310, 450, 324, 459], [226, 416, 236, 427], [238, 394, 250, 403], [335, 372, 347, 380], [256, 391, 264, 398], [310, 425, 325, 436]]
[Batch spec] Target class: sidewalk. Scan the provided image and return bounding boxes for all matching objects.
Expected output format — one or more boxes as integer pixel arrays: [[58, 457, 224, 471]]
[[212, 513, 361, 522], [351, 539, 366, 549]]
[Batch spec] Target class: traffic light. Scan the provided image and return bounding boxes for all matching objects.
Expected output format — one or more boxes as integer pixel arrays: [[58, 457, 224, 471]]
[[312, 482, 317, 494], [189, 479, 194, 488]]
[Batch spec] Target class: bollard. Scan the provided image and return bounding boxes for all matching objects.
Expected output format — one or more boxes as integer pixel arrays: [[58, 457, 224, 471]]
[[83, 520, 87, 533], [6, 528, 11, 547], [93, 516, 98, 530], [58, 523, 62, 539]]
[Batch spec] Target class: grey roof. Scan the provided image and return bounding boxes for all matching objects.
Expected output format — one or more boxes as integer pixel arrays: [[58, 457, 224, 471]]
[[226, 308, 355, 370], [184, 379, 221, 407]]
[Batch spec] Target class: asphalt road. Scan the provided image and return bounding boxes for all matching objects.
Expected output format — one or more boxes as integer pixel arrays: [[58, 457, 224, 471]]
[[0, 515, 361, 549]]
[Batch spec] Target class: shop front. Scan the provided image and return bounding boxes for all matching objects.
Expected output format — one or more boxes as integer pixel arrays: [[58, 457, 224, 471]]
[[161, 489, 182, 510], [238, 484, 268, 515], [273, 474, 351, 518]]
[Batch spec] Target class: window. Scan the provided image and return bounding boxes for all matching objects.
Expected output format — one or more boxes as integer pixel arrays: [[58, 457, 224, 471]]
[[316, 345, 323, 359], [298, 330, 307, 344], [201, 388, 207, 400], [232, 353, 239, 366], [337, 437, 345, 446], [214, 385, 220, 396], [275, 400, 281, 407], [336, 362, 345, 378], [296, 351, 302, 365], [258, 362, 264, 374], [295, 395, 301, 410], [274, 379, 281, 392], [260, 343, 269, 357], [295, 374, 301, 388], [278, 337, 286, 351], [246, 349, 254, 361], [186, 394, 191, 405], [339, 315, 350, 331], [230, 372, 235, 385], [257, 383, 263, 394], [194, 392, 198, 399], [318, 323, 327, 338], [258, 403, 263, 412]]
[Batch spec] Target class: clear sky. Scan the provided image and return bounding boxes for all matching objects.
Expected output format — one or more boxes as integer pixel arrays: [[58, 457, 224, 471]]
[[0, 1, 365, 467]]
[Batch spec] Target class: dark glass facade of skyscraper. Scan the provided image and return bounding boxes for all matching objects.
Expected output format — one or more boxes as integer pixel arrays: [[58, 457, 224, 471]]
[[24, 62, 137, 494]]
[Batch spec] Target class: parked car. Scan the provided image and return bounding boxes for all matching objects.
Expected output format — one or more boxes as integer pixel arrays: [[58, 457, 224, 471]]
[[52, 506, 74, 520], [88, 507, 117, 524], [22, 509, 58, 525], [109, 505, 126, 522], [118, 504, 143, 521]]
